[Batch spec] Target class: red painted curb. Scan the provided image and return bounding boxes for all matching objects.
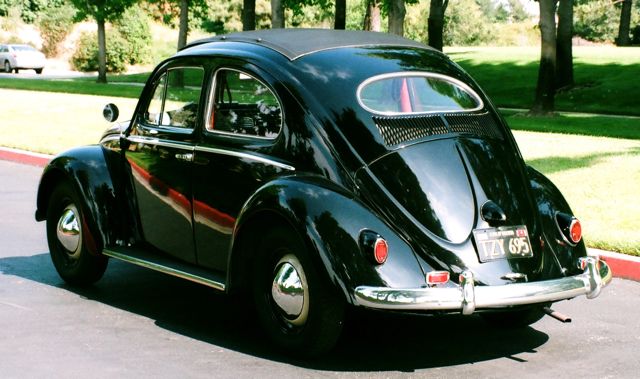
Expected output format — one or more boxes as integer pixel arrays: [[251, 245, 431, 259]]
[[590, 249, 640, 282], [1, 147, 639, 282], [0, 147, 51, 167]]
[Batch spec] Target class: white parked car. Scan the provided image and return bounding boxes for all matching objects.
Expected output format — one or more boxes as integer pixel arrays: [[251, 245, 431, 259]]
[[0, 44, 46, 74]]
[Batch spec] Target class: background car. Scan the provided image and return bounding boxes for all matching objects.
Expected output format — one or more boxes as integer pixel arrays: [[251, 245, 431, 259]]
[[35, 29, 611, 356], [0, 43, 46, 74]]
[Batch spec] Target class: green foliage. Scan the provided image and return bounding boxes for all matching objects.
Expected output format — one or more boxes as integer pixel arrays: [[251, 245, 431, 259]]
[[37, 2, 76, 57], [69, 0, 137, 22], [72, 31, 129, 73], [573, 0, 640, 43], [114, 4, 152, 64], [444, 0, 492, 46]]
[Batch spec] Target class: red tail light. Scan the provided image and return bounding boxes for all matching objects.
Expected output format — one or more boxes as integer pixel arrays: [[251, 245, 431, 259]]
[[373, 238, 388, 264], [569, 218, 582, 244], [426, 271, 450, 285], [556, 212, 582, 245]]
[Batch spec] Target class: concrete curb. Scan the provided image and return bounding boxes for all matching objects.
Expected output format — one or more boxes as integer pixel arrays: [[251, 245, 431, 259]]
[[0, 147, 52, 167], [2, 146, 639, 282]]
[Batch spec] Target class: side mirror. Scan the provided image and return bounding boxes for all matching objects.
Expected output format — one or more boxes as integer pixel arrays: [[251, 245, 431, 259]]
[[103, 103, 119, 122]]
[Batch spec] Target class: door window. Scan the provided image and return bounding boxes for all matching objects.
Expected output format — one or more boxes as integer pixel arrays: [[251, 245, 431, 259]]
[[144, 67, 205, 129], [207, 69, 282, 139]]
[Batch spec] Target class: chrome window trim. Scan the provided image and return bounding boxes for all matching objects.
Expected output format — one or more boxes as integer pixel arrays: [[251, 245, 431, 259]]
[[204, 67, 284, 140], [126, 135, 195, 152], [194, 145, 295, 171], [356, 71, 484, 117], [144, 65, 205, 129]]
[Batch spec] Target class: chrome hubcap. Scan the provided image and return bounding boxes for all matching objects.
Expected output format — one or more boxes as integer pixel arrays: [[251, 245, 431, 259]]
[[56, 204, 81, 257], [271, 254, 308, 326]]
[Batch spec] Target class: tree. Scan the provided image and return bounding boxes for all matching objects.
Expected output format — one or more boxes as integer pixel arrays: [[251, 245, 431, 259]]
[[556, 0, 573, 89], [335, 0, 346, 29], [363, 0, 381, 31], [532, 0, 557, 114], [242, 0, 256, 30], [271, 0, 284, 28], [177, 0, 188, 50], [429, 0, 450, 51], [388, 0, 406, 35], [617, 0, 633, 46], [70, 0, 137, 83]]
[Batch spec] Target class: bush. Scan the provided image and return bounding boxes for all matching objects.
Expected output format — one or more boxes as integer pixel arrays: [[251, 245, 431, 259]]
[[113, 4, 152, 65], [37, 3, 75, 57], [71, 31, 129, 73], [574, 0, 619, 43], [444, 0, 492, 46]]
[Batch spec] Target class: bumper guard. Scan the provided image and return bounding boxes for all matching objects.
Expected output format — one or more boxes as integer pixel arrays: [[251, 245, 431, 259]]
[[354, 257, 612, 315]]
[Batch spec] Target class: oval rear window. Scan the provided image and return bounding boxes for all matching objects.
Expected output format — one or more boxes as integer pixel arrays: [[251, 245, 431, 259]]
[[357, 73, 483, 115]]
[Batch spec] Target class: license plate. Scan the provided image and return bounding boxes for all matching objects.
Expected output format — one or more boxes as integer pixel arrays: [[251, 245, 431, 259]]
[[473, 225, 533, 262]]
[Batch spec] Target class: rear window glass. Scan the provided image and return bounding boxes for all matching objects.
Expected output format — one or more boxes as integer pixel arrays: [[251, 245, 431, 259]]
[[357, 73, 483, 115]]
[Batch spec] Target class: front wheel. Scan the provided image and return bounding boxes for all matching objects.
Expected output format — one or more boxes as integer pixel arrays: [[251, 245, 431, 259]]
[[35, 68, 43, 74], [252, 227, 345, 356], [3, 61, 11, 73], [46, 182, 108, 285], [481, 306, 546, 328]]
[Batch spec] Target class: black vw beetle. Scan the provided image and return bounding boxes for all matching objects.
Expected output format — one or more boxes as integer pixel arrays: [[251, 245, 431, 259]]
[[36, 29, 611, 355]]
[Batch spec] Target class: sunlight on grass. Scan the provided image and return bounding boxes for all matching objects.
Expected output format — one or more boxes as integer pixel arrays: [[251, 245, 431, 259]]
[[514, 131, 640, 256], [0, 89, 137, 154]]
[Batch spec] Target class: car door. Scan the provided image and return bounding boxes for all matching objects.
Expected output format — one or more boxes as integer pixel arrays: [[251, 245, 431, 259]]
[[192, 66, 292, 271], [125, 64, 206, 264]]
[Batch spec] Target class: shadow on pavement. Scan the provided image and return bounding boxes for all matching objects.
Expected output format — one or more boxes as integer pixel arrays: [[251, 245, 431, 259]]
[[0, 253, 549, 372]]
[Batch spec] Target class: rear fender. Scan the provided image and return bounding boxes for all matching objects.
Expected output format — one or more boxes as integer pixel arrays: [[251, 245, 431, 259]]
[[230, 175, 427, 304], [35, 145, 121, 252], [527, 166, 587, 275]]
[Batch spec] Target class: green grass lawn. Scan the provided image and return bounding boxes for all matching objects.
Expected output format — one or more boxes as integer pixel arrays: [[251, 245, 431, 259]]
[[447, 46, 640, 116], [1, 88, 638, 256]]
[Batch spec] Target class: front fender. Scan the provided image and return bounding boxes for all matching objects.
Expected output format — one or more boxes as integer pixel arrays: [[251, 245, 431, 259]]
[[232, 175, 428, 304], [35, 145, 121, 250], [527, 166, 588, 275]]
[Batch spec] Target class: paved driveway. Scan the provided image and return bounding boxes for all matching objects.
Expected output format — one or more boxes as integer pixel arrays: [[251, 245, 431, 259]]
[[1, 159, 638, 378]]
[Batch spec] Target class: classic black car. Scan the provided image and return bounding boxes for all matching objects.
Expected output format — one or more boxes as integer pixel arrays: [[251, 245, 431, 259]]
[[36, 29, 611, 355]]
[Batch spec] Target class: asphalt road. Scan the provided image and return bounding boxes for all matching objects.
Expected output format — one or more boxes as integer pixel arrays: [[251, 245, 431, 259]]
[[1, 159, 639, 378]]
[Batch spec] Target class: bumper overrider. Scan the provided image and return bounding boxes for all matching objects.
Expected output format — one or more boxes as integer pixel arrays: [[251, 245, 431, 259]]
[[354, 257, 612, 315]]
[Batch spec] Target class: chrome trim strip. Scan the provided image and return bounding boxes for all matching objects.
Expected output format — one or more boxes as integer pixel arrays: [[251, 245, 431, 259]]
[[356, 71, 485, 117], [103, 249, 226, 291], [194, 145, 295, 171], [100, 135, 120, 145], [354, 257, 611, 313], [126, 135, 195, 151]]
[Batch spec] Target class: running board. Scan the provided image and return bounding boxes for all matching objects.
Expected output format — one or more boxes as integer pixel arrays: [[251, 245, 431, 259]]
[[103, 247, 226, 291]]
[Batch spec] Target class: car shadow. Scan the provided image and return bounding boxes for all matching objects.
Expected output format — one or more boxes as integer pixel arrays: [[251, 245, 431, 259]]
[[0, 253, 549, 371]]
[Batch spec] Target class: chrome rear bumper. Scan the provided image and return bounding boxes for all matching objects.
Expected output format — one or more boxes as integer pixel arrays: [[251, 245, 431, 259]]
[[354, 257, 612, 315]]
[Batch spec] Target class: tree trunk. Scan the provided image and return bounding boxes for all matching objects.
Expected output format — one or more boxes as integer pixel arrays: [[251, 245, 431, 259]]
[[617, 0, 632, 46], [242, 0, 256, 31], [335, 0, 346, 29], [363, 0, 381, 32], [428, 0, 449, 51], [532, 0, 557, 115], [556, 0, 573, 89], [97, 17, 107, 83], [388, 0, 406, 36], [271, 0, 284, 29], [177, 0, 188, 50]]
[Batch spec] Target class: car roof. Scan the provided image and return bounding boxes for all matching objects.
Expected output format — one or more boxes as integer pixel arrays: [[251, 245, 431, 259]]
[[183, 28, 430, 61]]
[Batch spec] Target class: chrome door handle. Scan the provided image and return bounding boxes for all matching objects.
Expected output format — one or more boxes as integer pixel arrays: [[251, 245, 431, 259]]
[[175, 153, 194, 162]]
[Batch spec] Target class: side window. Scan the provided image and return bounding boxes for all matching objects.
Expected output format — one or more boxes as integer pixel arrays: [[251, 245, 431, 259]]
[[208, 69, 282, 139], [143, 67, 205, 129]]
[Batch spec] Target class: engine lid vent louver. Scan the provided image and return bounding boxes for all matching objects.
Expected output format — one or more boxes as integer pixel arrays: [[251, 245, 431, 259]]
[[374, 112, 503, 147]]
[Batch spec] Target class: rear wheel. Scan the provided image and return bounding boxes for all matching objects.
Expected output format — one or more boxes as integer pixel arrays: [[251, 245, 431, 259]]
[[35, 68, 43, 74], [252, 227, 345, 356], [46, 182, 108, 285], [481, 307, 546, 328]]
